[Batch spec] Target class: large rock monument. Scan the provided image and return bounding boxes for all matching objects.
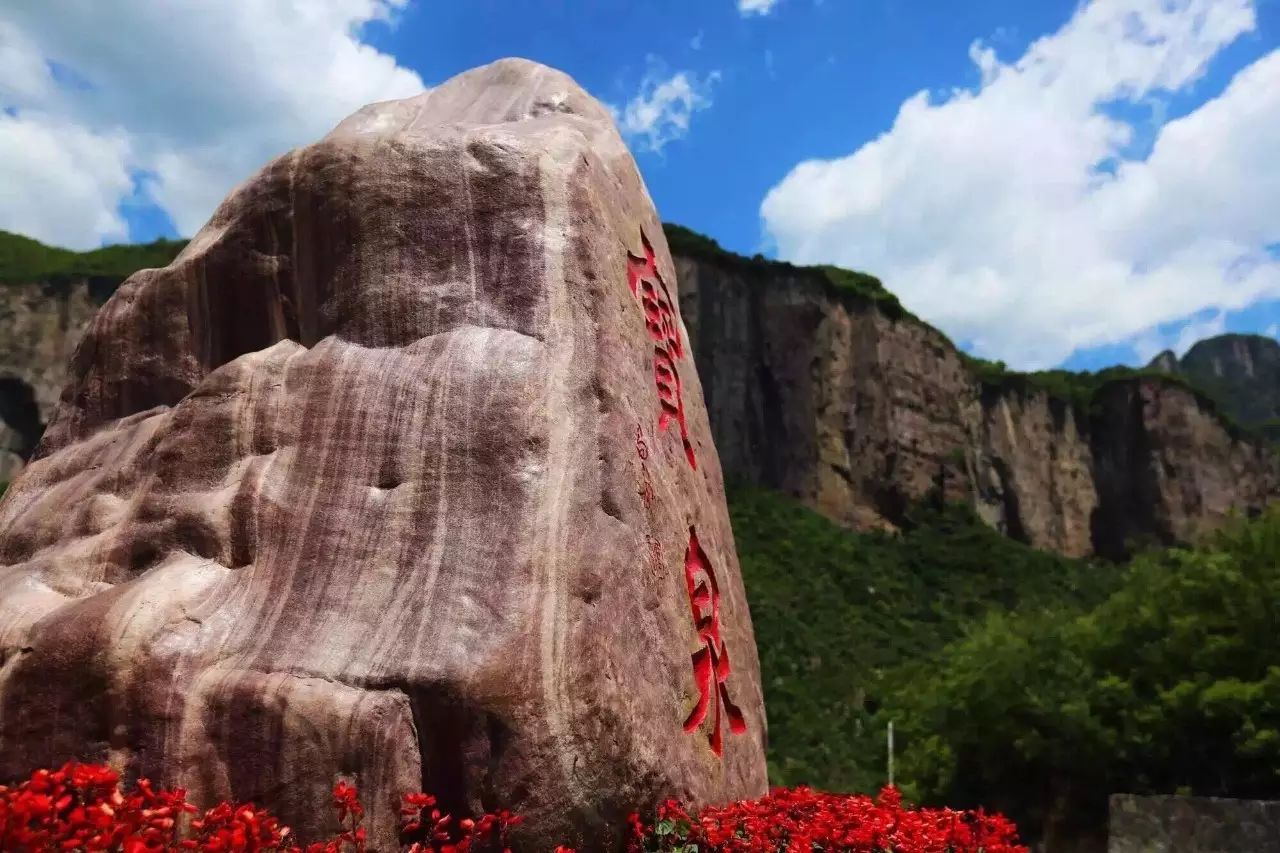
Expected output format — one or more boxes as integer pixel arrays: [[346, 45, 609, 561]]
[[0, 59, 767, 848]]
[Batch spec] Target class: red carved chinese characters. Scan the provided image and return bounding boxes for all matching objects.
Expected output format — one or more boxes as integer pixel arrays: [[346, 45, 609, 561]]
[[624, 239, 740, 756], [627, 236, 697, 470], [682, 527, 747, 756]]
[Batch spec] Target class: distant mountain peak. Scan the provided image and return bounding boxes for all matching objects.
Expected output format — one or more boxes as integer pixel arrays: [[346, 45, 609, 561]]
[[1147, 349, 1179, 374], [1147, 332, 1280, 436]]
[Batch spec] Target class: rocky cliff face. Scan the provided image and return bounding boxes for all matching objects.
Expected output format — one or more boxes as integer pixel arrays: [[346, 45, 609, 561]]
[[0, 279, 106, 482], [675, 254, 1280, 559]]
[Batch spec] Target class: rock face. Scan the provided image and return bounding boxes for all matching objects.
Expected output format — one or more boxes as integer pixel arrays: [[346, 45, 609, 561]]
[[0, 280, 104, 482], [0, 59, 767, 849], [675, 255, 1280, 558]]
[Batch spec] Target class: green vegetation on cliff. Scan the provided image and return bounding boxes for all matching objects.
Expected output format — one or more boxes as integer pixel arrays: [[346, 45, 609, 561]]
[[960, 353, 1255, 441], [729, 483, 1117, 793], [0, 230, 187, 286], [662, 223, 911, 321]]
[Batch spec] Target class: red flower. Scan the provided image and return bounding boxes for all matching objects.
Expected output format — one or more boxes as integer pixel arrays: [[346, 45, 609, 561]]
[[1, 762, 1026, 852]]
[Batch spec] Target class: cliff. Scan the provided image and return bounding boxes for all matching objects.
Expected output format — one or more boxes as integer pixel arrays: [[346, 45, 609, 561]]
[[2, 227, 1277, 558], [0, 280, 103, 482], [671, 230, 1279, 558], [0, 230, 185, 481]]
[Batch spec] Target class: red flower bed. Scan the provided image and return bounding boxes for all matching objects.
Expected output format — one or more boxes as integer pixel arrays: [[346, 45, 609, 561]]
[[631, 786, 1027, 853], [0, 762, 1025, 852]]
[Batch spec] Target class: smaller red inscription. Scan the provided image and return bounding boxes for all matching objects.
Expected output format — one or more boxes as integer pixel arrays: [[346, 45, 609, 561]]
[[635, 423, 656, 509], [682, 527, 747, 756], [638, 467, 655, 510], [645, 534, 664, 572]]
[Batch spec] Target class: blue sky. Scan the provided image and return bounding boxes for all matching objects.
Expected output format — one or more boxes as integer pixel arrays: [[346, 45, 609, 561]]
[[2, 0, 1279, 371], [357, 0, 1082, 259]]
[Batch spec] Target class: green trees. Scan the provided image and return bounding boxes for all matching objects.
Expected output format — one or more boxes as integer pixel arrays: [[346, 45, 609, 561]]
[[733, 484, 1280, 845], [885, 508, 1280, 841], [728, 485, 1113, 795], [0, 230, 186, 285]]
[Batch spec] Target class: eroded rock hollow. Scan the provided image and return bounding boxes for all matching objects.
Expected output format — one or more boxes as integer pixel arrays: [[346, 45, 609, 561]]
[[0, 58, 768, 849]]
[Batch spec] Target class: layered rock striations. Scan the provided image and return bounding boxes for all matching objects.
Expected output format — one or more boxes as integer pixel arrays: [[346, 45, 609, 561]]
[[0, 59, 767, 849], [675, 252, 1280, 558]]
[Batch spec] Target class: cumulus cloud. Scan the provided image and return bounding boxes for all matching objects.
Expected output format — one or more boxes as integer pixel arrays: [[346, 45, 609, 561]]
[[760, 0, 1280, 368], [738, 0, 782, 16], [0, 0, 425, 249], [0, 112, 133, 247], [614, 67, 720, 153], [1132, 311, 1227, 363]]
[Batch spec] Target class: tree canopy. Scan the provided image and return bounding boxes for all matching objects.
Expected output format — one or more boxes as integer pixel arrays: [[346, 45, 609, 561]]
[[884, 507, 1280, 841]]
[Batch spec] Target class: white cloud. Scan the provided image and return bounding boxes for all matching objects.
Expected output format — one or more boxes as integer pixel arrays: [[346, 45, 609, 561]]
[[738, 0, 782, 16], [0, 20, 55, 107], [613, 67, 720, 153], [1172, 312, 1226, 356], [0, 0, 425, 249], [1132, 311, 1226, 363], [760, 0, 1280, 369], [1267, 323, 1279, 339], [0, 112, 133, 247]]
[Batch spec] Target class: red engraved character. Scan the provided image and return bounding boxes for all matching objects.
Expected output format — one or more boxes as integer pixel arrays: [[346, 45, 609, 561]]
[[645, 534, 664, 570], [627, 235, 697, 470], [682, 527, 747, 756], [635, 423, 650, 460]]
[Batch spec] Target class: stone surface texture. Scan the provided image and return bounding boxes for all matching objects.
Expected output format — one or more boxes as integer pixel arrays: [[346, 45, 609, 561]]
[[675, 257, 1280, 558], [1108, 793, 1280, 853], [0, 59, 767, 849]]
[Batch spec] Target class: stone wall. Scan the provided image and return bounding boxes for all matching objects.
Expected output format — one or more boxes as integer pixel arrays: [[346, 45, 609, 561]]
[[1108, 793, 1280, 852]]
